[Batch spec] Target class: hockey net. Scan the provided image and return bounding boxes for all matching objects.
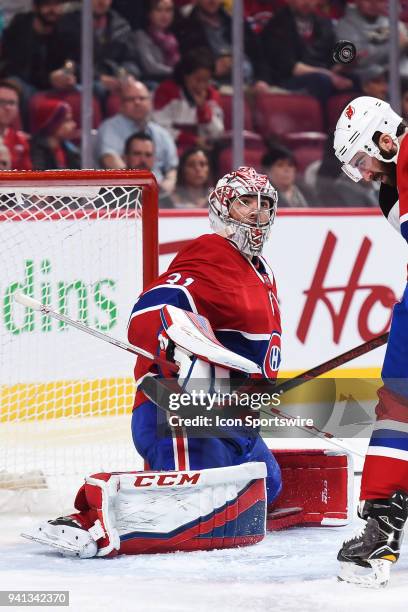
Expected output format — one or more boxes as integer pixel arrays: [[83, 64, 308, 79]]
[[0, 170, 158, 513]]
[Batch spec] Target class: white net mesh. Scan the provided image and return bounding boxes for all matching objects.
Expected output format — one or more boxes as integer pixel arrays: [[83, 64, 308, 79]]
[[0, 179, 156, 513]]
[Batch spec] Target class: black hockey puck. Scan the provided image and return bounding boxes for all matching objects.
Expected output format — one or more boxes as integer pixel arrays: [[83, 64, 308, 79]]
[[333, 40, 356, 64]]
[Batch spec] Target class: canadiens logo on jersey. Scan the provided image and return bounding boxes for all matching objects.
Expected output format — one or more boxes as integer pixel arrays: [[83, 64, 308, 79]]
[[263, 332, 281, 378]]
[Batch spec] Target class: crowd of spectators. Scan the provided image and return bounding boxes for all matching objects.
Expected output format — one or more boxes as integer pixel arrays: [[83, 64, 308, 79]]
[[0, 0, 406, 208]]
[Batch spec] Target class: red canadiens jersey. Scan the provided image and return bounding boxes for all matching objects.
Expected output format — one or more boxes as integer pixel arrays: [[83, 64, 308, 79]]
[[128, 233, 281, 409]]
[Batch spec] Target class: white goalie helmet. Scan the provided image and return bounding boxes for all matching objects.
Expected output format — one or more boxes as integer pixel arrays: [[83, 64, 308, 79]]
[[208, 166, 278, 257], [334, 96, 403, 182]]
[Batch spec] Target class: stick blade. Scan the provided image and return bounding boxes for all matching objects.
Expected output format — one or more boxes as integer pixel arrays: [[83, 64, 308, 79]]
[[14, 290, 43, 311]]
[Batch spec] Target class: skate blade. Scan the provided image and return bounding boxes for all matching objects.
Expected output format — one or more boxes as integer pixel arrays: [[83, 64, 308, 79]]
[[21, 530, 82, 556], [21, 523, 97, 558], [337, 560, 391, 588]]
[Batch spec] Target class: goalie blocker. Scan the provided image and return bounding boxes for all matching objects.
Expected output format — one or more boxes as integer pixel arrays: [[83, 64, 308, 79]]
[[22, 450, 352, 557]]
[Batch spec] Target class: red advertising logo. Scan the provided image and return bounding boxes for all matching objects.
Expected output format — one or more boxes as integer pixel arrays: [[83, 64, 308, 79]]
[[297, 231, 396, 344]]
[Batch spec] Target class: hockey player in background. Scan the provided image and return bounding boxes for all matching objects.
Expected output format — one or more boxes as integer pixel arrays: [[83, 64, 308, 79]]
[[334, 96, 408, 587]]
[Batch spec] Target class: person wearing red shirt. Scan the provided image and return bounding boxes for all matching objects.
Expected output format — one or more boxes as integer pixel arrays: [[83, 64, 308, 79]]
[[0, 81, 32, 170]]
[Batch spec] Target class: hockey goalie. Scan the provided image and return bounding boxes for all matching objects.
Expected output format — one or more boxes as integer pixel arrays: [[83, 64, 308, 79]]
[[22, 167, 351, 558]]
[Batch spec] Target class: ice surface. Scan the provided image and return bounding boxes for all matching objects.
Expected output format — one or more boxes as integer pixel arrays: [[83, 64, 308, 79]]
[[1, 477, 407, 612]]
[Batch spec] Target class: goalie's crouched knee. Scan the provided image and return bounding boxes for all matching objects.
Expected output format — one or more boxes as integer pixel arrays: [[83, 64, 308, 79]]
[[35, 462, 268, 557]]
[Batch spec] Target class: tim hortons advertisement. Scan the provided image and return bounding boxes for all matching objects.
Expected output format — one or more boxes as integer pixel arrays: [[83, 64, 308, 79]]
[[159, 209, 408, 375]]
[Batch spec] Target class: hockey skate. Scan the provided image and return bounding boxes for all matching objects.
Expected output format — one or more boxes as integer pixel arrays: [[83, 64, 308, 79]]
[[21, 516, 99, 558], [337, 490, 408, 588]]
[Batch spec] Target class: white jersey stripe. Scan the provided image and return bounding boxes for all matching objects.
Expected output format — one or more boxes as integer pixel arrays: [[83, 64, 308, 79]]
[[366, 446, 408, 461], [400, 211, 408, 225], [374, 419, 408, 435], [216, 328, 271, 341]]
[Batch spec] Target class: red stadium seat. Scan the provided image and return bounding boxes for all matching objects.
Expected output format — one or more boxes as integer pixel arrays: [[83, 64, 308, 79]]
[[253, 92, 325, 138], [327, 93, 355, 132], [217, 130, 263, 150], [291, 142, 326, 175], [219, 93, 254, 131], [217, 143, 266, 177], [282, 131, 326, 176]]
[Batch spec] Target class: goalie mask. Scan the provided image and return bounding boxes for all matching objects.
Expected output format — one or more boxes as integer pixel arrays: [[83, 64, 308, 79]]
[[208, 166, 278, 256], [334, 96, 403, 182]]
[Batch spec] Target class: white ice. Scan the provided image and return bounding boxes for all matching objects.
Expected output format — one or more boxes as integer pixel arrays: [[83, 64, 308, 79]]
[[1, 476, 408, 612]]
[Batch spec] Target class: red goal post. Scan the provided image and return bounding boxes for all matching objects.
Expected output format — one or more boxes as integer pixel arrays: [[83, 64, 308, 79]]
[[0, 169, 158, 513], [0, 169, 159, 287]]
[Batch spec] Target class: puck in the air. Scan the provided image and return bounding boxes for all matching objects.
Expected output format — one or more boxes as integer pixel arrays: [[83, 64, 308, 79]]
[[333, 40, 356, 64]]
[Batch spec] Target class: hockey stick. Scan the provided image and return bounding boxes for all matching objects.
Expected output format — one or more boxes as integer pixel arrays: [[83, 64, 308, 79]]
[[138, 375, 365, 457], [139, 331, 389, 458], [14, 291, 385, 456], [274, 332, 389, 395], [13, 291, 178, 374]]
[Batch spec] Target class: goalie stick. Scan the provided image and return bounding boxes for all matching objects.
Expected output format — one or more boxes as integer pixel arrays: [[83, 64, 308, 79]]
[[138, 376, 365, 457], [14, 291, 387, 456], [13, 291, 178, 374]]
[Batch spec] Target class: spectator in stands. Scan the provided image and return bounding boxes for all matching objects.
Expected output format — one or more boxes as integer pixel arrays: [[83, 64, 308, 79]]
[[124, 131, 173, 208], [0, 81, 32, 170], [171, 146, 211, 208], [58, 0, 140, 103], [96, 77, 178, 193], [173, 0, 258, 84], [124, 131, 155, 171], [336, 0, 408, 79], [0, 140, 12, 170], [0, 1, 76, 98], [256, 0, 353, 106], [262, 145, 312, 207], [359, 65, 388, 101], [30, 98, 80, 170], [133, 0, 180, 88], [153, 48, 224, 152]]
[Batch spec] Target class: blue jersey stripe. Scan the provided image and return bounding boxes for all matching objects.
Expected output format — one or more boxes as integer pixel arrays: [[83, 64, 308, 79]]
[[130, 286, 194, 317], [215, 330, 268, 368], [401, 219, 408, 244], [370, 428, 408, 451]]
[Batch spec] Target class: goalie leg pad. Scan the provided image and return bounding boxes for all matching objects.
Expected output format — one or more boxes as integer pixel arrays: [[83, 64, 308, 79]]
[[23, 463, 267, 557], [114, 462, 267, 555], [267, 449, 353, 530]]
